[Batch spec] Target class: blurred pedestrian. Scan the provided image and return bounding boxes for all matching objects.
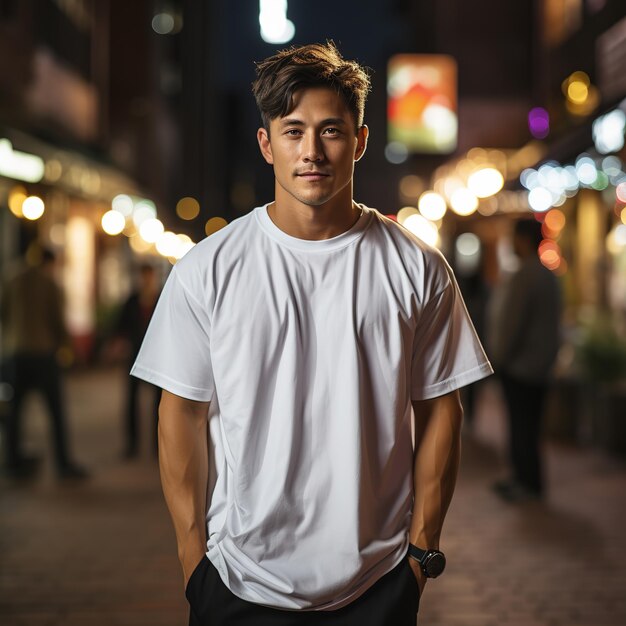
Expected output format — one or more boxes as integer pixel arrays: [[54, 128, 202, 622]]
[[112, 262, 161, 458], [132, 42, 492, 625], [456, 240, 490, 426], [1, 247, 88, 479], [489, 218, 562, 502]]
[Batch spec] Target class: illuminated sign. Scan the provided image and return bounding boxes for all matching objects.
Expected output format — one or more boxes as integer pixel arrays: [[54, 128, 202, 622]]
[[387, 55, 458, 154], [0, 139, 45, 182]]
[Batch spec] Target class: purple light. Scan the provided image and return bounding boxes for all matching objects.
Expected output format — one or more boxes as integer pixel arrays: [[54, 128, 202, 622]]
[[528, 107, 550, 139]]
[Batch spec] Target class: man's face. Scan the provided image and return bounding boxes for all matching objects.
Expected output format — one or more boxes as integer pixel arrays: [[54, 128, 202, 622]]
[[257, 86, 368, 210]]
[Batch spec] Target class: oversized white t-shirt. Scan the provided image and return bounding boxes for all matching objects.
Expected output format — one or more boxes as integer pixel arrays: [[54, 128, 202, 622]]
[[131, 204, 492, 610]]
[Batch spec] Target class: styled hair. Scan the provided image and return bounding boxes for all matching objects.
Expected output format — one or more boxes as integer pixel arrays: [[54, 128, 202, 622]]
[[252, 41, 371, 133], [514, 218, 544, 250]]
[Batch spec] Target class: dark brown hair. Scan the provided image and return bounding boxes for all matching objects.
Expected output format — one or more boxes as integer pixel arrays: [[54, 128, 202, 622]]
[[252, 41, 371, 133], [514, 218, 544, 249]]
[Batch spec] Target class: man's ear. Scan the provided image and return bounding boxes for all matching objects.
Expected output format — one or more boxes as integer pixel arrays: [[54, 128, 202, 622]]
[[257, 128, 274, 165], [354, 125, 369, 162]]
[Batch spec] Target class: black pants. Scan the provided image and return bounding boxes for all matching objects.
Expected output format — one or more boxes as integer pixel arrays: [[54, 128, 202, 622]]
[[125, 373, 160, 455], [3, 353, 72, 470], [500, 373, 547, 493], [186, 556, 420, 626]]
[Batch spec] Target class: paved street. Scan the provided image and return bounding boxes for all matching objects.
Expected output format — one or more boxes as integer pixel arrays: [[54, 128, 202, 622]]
[[1, 367, 625, 625]]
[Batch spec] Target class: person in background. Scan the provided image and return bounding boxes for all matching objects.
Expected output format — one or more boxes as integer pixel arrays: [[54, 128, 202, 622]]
[[1, 247, 88, 479], [132, 42, 492, 625], [114, 262, 161, 458], [490, 218, 562, 502]]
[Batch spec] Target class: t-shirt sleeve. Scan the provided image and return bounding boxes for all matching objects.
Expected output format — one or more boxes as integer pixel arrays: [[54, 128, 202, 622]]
[[130, 267, 215, 402], [411, 266, 493, 401]]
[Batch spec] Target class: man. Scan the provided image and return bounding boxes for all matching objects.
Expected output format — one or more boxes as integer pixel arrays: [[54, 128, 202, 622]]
[[490, 218, 561, 502], [1, 247, 87, 479], [113, 263, 161, 458], [132, 43, 492, 625]]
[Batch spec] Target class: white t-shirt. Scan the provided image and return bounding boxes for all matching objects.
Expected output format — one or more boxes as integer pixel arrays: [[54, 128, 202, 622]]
[[131, 204, 492, 610]]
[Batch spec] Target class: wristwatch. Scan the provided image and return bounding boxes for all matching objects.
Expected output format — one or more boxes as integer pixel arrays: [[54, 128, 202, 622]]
[[408, 543, 447, 578]]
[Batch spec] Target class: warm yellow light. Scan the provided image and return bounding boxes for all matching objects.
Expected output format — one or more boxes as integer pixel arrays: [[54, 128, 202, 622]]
[[399, 175, 424, 200], [403, 214, 439, 247], [467, 167, 504, 198], [8, 186, 27, 217], [442, 176, 464, 202], [139, 218, 164, 243], [418, 191, 447, 221], [396, 206, 418, 225], [101, 209, 126, 235], [205, 217, 228, 237], [176, 234, 195, 259], [22, 196, 45, 220], [156, 231, 180, 257], [450, 188, 479, 216], [176, 196, 200, 220], [567, 81, 589, 104], [544, 209, 566, 232], [621, 207, 626, 225]]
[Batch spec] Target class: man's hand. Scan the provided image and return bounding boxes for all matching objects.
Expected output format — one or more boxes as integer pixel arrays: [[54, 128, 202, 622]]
[[408, 556, 427, 596]]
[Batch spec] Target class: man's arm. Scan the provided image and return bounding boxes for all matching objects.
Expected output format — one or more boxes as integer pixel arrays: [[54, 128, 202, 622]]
[[408, 389, 464, 591], [158, 389, 211, 587]]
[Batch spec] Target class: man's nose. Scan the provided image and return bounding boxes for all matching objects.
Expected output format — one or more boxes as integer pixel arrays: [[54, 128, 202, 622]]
[[302, 132, 323, 162]]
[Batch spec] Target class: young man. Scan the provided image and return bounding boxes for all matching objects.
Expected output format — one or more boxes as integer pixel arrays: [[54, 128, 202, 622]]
[[132, 42, 492, 625]]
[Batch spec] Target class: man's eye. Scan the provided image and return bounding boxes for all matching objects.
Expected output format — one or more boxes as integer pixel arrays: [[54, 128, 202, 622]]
[[285, 129, 301, 136], [324, 128, 339, 135]]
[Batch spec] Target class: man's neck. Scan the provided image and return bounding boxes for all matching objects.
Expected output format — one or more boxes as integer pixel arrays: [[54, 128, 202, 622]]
[[268, 189, 361, 241]]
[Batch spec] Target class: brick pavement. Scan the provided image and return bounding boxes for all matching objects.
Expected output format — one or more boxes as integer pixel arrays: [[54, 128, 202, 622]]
[[1, 367, 625, 625]]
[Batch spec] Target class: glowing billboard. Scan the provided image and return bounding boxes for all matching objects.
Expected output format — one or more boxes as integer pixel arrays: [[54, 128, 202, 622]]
[[387, 54, 458, 154]]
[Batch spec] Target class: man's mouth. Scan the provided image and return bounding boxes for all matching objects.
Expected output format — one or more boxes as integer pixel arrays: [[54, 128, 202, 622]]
[[296, 171, 330, 180]]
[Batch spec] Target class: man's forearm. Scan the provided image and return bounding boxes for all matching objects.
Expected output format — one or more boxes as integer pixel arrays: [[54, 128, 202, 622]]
[[158, 390, 210, 585], [410, 391, 463, 549]]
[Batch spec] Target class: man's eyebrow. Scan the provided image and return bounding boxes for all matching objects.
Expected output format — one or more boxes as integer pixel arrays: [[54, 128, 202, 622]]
[[279, 117, 348, 127]]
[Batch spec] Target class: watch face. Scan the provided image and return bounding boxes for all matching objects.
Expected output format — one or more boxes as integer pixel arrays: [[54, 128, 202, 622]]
[[425, 552, 446, 578]]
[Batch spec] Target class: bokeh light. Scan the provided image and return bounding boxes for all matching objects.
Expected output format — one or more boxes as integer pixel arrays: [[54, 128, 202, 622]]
[[418, 191, 447, 221], [101, 209, 126, 235], [593, 109, 625, 155], [397, 206, 419, 225], [112, 194, 134, 216], [399, 175, 424, 200], [528, 107, 549, 139], [176, 196, 200, 220], [528, 187, 553, 212], [156, 231, 180, 257], [403, 214, 439, 247], [22, 196, 45, 220], [139, 218, 165, 243], [616, 182, 626, 203], [205, 217, 229, 237], [450, 188, 479, 216], [455, 232, 481, 275], [8, 186, 27, 217], [132, 201, 157, 227], [544, 209, 566, 233], [384, 141, 409, 164], [467, 167, 504, 198]]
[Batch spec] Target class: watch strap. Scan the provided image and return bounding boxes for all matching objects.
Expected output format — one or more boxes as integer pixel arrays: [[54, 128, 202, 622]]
[[408, 543, 428, 563]]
